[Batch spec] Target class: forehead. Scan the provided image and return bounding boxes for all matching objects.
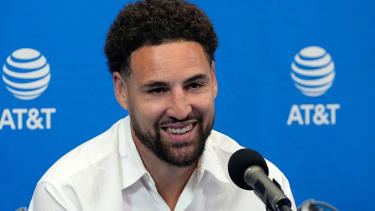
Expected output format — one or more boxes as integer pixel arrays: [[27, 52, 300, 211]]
[[128, 41, 211, 83]]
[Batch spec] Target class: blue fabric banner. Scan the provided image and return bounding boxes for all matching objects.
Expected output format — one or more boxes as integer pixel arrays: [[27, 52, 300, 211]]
[[1, 0, 374, 210]]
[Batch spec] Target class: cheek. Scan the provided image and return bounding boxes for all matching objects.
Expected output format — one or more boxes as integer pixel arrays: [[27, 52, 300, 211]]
[[128, 90, 166, 121], [192, 95, 215, 115], [136, 100, 167, 123]]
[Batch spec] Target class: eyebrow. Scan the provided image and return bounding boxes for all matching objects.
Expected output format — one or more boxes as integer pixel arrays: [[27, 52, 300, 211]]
[[183, 74, 209, 84], [141, 74, 209, 90], [141, 81, 170, 90]]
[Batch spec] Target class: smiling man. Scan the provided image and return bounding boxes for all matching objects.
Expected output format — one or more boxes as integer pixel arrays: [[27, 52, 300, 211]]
[[29, 0, 296, 211], [116, 42, 216, 167]]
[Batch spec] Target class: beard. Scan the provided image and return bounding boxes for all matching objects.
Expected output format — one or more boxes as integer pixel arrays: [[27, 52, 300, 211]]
[[130, 110, 214, 167]]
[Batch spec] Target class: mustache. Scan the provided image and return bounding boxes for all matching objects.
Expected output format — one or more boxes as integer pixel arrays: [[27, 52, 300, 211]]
[[157, 111, 203, 126]]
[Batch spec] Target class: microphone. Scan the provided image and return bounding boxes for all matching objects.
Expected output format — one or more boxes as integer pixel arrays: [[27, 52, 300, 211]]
[[228, 148, 292, 211]]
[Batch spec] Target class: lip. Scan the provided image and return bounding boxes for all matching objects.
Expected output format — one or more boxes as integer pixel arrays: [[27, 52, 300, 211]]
[[160, 122, 197, 144], [160, 119, 197, 129]]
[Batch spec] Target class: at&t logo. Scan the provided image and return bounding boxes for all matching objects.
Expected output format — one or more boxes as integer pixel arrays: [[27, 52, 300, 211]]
[[287, 46, 340, 126], [2, 48, 51, 100], [1, 48, 56, 130], [290, 46, 335, 97]]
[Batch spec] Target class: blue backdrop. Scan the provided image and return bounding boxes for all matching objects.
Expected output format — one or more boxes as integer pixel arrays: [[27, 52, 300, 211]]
[[1, 0, 374, 210]]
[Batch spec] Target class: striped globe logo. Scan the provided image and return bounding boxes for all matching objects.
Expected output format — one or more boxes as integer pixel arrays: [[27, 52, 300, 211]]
[[2, 48, 51, 100], [291, 46, 335, 97]]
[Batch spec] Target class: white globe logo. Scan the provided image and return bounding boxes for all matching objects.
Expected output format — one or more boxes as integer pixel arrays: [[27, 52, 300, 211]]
[[2, 48, 51, 100], [291, 46, 335, 97]]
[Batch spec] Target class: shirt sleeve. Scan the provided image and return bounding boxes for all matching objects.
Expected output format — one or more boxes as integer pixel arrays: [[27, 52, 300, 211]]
[[28, 181, 71, 211]]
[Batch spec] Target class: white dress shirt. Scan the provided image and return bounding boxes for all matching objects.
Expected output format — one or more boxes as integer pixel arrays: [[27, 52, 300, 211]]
[[29, 116, 296, 211]]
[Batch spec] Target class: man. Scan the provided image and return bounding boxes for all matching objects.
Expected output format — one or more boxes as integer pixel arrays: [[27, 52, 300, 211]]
[[29, 0, 296, 210]]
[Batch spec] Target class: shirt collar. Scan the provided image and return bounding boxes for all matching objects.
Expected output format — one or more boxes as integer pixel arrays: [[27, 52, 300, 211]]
[[118, 116, 148, 190], [196, 135, 230, 184]]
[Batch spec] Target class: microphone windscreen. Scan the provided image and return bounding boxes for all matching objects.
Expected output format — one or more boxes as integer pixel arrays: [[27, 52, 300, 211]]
[[228, 148, 269, 190]]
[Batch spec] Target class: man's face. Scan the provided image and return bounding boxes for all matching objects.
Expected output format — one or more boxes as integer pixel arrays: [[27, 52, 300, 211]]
[[115, 41, 217, 167]]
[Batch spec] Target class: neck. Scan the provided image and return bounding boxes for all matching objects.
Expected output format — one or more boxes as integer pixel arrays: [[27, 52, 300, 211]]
[[132, 132, 197, 211]]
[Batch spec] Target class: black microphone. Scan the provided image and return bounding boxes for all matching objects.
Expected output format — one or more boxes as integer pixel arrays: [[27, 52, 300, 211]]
[[228, 148, 292, 211]]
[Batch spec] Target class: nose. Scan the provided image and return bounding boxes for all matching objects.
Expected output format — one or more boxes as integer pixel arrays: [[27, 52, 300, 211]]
[[166, 87, 192, 120]]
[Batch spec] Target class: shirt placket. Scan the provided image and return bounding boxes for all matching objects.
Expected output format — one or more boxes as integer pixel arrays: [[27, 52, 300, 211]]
[[143, 173, 171, 211], [173, 169, 201, 211]]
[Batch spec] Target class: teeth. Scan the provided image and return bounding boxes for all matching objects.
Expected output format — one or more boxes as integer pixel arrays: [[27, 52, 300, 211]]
[[166, 124, 193, 134]]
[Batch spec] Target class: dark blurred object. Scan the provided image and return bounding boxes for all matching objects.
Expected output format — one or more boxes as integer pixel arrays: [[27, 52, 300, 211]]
[[298, 199, 338, 211], [15, 207, 27, 211]]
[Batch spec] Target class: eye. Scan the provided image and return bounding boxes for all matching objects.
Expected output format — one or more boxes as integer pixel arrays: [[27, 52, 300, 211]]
[[148, 87, 168, 95], [186, 82, 203, 90]]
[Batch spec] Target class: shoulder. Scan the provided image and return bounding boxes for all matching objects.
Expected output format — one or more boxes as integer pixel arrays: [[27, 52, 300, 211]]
[[208, 130, 295, 201], [29, 118, 129, 211], [207, 129, 243, 155], [39, 118, 125, 185], [209, 130, 290, 177]]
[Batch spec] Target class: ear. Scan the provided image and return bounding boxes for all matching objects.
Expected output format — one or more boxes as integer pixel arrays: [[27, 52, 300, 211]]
[[113, 72, 129, 110], [211, 61, 218, 98]]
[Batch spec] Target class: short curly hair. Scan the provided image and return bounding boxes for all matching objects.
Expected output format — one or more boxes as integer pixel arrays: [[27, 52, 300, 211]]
[[104, 0, 218, 77]]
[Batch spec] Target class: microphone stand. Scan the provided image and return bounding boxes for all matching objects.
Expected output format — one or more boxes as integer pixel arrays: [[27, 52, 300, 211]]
[[263, 179, 293, 211], [265, 203, 292, 211], [280, 205, 293, 211]]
